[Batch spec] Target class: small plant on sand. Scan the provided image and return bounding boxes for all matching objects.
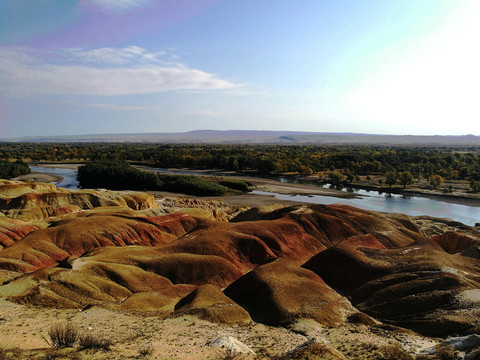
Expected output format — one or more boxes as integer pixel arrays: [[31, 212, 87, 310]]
[[215, 348, 243, 360], [137, 343, 154, 357], [376, 343, 414, 360], [44, 323, 79, 348], [0, 347, 22, 360], [415, 344, 461, 360], [78, 332, 112, 351]]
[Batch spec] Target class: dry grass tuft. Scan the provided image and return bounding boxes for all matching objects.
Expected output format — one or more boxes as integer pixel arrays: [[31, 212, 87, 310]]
[[78, 332, 112, 351], [137, 343, 154, 357], [0, 347, 22, 360], [45, 323, 79, 348], [376, 343, 414, 360]]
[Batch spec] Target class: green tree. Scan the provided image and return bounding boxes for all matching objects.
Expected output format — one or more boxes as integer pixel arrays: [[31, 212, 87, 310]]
[[470, 180, 480, 193], [398, 171, 414, 189], [385, 171, 397, 189], [346, 172, 355, 182], [329, 171, 343, 185], [428, 175, 444, 189]]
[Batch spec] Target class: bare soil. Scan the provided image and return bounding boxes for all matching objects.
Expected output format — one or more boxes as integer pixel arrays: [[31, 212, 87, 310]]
[[0, 299, 439, 359]]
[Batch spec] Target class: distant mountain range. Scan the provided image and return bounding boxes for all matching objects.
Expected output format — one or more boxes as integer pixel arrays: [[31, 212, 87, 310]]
[[2, 130, 480, 145]]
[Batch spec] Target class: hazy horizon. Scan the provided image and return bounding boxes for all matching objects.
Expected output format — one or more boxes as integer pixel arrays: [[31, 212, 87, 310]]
[[1, 0, 479, 138]]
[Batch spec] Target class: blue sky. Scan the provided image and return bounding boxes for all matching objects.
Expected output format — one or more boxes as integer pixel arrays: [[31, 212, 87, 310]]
[[1, 0, 479, 137]]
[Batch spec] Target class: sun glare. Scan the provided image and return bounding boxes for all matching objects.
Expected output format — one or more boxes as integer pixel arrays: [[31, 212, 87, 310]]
[[343, 1, 480, 134]]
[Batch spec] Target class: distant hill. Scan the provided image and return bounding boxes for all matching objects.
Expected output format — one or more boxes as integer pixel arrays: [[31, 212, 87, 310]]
[[2, 130, 480, 145]]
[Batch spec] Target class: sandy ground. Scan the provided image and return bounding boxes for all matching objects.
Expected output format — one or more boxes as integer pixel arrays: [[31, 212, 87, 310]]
[[28, 163, 81, 170], [0, 299, 439, 359], [14, 172, 63, 184]]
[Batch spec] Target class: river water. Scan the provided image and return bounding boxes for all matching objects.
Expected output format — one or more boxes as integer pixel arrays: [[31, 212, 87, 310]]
[[30, 165, 480, 226], [30, 166, 79, 190]]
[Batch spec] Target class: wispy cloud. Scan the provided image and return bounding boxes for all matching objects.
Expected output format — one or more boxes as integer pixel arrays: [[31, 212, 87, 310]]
[[0, 46, 238, 97], [58, 46, 167, 65], [79, 0, 154, 12]]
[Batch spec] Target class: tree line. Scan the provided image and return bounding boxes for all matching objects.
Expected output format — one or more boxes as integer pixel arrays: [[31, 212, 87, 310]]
[[2, 142, 480, 182]]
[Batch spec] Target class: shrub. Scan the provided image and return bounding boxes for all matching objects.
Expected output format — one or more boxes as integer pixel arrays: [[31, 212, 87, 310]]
[[471, 180, 480, 193], [138, 344, 154, 357], [46, 323, 79, 348], [328, 171, 343, 184], [376, 343, 414, 360], [78, 332, 112, 350], [0, 347, 22, 360]]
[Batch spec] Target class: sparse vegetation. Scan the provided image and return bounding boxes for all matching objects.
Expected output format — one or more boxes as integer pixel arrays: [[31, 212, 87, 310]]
[[377, 343, 414, 360], [215, 348, 244, 360], [78, 332, 112, 351], [45, 323, 79, 348], [137, 344, 154, 357], [0, 347, 22, 360]]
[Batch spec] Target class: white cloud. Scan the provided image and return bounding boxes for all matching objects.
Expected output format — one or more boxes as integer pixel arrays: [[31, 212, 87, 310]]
[[58, 46, 166, 65], [79, 0, 153, 12], [0, 46, 238, 97]]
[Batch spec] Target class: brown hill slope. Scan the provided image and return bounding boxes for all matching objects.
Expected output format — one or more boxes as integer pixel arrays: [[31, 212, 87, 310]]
[[0, 212, 200, 272], [304, 234, 480, 336], [224, 258, 355, 326]]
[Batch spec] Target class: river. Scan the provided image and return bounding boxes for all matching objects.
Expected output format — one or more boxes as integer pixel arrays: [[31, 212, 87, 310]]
[[30, 165, 480, 226]]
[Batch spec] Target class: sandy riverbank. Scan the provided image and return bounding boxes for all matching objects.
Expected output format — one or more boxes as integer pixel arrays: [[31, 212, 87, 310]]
[[14, 172, 62, 184]]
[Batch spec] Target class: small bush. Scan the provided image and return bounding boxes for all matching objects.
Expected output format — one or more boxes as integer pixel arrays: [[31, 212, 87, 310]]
[[78, 332, 112, 350], [0, 347, 22, 360], [138, 344, 154, 357], [377, 343, 414, 360], [215, 348, 243, 360], [46, 323, 79, 348]]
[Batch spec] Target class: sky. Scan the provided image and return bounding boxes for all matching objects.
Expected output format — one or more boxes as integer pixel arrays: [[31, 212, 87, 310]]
[[0, 0, 479, 138]]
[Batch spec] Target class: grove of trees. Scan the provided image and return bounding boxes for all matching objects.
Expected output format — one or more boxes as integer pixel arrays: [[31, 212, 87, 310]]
[[0, 160, 31, 178], [77, 160, 228, 196], [2, 142, 480, 191]]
